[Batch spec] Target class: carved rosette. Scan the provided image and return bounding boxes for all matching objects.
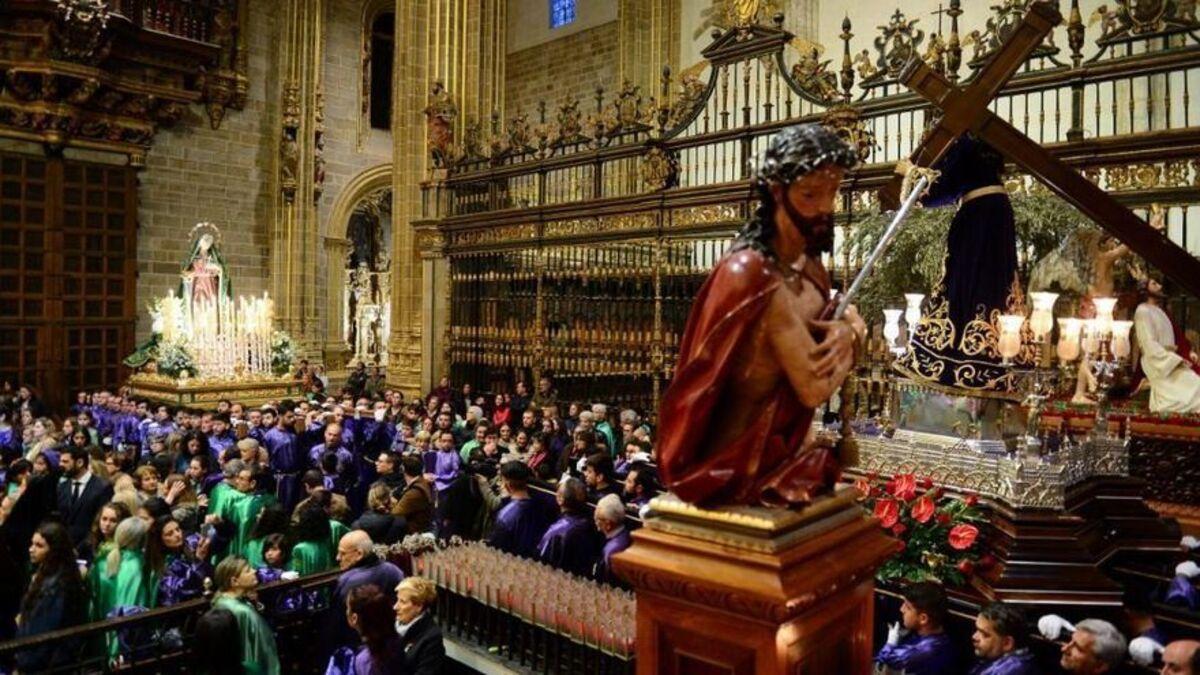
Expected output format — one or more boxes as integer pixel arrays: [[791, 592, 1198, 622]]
[[640, 145, 679, 191]]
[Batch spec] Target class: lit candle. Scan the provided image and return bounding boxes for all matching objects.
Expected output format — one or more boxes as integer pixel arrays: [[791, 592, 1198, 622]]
[[883, 309, 903, 353], [997, 314, 1026, 364], [903, 293, 925, 332], [1111, 320, 1133, 360], [1056, 317, 1082, 363], [1093, 297, 1118, 337], [1029, 292, 1059, 342]]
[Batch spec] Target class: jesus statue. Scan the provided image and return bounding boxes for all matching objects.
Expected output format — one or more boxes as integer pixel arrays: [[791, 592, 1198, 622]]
[[657, 124, 865, 508]]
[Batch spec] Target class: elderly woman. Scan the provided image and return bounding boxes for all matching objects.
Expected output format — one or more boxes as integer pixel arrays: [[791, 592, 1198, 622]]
[[211, 556, 281, 675], [393, 577, 445, 675]]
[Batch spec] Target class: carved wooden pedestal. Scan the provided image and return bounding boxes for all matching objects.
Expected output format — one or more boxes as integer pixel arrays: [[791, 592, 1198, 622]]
[[978, 476, 1181, 605], [613, 489, 895, 675]]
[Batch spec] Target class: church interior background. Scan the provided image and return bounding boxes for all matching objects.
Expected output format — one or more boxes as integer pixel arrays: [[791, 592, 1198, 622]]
[[5, 0, 1200, 672]]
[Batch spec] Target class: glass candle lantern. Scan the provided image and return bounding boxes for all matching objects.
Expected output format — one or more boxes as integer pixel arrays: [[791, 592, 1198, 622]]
[[903, 293, 925, 333], [997, 314, 1026, 363], [1029, 292, 1059, 342], [1056, 317, 1082, 363], [883, 309, 903, 352], [1111, 320, 1133, 360]]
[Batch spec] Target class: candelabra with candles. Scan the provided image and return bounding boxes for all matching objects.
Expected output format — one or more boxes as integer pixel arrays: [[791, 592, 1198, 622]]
[[151, 289, 279, 380]]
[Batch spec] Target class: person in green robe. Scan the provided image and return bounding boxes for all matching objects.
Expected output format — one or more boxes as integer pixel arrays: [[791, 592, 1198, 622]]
[[287, 503, 334, 576], [225, 466, 277, 560], [243, 504, 289, 569], [211, 556, 281, 675], [85, 503, 130, 618], [327, 518, 351, 555], [94, 517, 157, 660]]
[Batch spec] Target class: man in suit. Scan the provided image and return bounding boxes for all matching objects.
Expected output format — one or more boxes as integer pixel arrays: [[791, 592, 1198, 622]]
[[56, 446, 114, 548]]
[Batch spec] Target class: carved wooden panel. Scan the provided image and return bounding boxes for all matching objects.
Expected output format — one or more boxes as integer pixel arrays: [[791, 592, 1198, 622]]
[[0, 151, 136, 406]]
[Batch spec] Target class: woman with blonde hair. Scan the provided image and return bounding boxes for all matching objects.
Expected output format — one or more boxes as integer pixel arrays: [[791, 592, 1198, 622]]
[[110, 474, 141, 516], [393, 576, 445, 674], [162, 473, 200, 532], [211, 556, 281, 675], [133, 465, 160, 503], [92, 516, 155, 621], [23, 418, 58, 462]]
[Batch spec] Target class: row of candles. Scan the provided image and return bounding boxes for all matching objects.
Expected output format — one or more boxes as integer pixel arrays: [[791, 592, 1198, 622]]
[[412, 541, 637, 658], [881, 292, 1133, 366], [155, 289, 277, 380]]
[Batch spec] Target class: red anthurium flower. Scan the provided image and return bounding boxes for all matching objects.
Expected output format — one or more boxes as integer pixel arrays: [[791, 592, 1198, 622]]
[[892, 474, 918, 501], [920, 476, 934, 489], [935, 512, 951, 526], [874, 499, 900, 529], [910, 495, 936, 524], [948, 524, 980, 550], [964, 493, 979, 507], [957, 559, 975, 575], [891, 523, 907, 536]]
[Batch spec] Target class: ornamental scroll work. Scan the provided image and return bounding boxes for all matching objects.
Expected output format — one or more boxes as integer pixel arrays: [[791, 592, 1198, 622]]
[[855, 432, 1129, 510]]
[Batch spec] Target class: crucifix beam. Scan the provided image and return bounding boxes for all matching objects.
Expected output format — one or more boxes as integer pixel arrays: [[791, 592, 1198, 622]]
[[884, 1, 1200, 299]]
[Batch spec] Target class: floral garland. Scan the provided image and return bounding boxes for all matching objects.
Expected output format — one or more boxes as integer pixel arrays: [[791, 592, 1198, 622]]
[[270, 331, 295, 376], [155, 340, 195, 379], [855, 473, 989, 586]]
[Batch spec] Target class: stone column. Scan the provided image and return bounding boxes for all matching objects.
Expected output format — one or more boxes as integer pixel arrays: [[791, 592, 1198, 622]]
[[322, 236, 350, 371], [414, 223, 447, 393], [618, 0, 680, 95], [270, 0, 325, 357]]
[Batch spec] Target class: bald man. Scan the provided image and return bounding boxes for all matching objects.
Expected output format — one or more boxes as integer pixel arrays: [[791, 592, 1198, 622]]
[[1163, 640, 1200, 675], [322, 530, 405, 659]]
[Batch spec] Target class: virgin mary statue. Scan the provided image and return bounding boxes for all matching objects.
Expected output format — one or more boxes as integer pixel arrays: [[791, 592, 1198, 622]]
[[180, 224, 231, 313]]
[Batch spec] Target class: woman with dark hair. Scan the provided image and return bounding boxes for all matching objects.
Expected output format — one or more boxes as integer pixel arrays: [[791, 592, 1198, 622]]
[[244, 503, 289, 568], [326, 584, 400, 675], [155, 516, 211, 606], [14, 521, 87, 671], [191, 607, 243, 675], [30, 450, 59, 479], [254, 533, 292, 584], [288, 504, 333, 576], [211, 556, 281, 675], [175, 431, 212, 474]]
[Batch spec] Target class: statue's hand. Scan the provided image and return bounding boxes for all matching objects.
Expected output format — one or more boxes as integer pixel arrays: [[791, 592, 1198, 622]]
[[843, 305, 867, 345], [809, 319, 855, 378]]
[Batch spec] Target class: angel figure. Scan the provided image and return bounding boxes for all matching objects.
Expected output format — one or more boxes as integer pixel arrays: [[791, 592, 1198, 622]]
[[1088, 5, 1120, 40]]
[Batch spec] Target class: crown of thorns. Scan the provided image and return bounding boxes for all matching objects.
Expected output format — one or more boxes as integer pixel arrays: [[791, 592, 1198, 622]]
[[752, 124, 859, 186]]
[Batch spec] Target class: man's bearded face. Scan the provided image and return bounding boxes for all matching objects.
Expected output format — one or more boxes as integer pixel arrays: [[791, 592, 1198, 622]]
[[772, 165, 844, 255]]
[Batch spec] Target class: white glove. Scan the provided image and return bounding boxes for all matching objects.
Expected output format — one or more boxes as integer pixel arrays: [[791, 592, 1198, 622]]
[[280, 571, 300, 581], [576, 457, 588, 474], [1181, 535, 1200, 550], [1037, 614, 1075, 641], [1129, 636, 1165, 666], [1176, 560, 1200, 579], [886, 622, 904, 646]]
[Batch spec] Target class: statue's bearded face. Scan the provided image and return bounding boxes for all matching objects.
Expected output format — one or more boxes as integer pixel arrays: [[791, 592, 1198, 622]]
[[771, 165, 843, 254]]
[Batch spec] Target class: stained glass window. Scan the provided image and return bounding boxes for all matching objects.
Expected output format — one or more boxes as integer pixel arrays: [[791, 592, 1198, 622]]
[[550, 0, 575, 28]]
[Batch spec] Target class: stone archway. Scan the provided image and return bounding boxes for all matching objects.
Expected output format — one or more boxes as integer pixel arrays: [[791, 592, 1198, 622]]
[[323, 163, 392, 370]]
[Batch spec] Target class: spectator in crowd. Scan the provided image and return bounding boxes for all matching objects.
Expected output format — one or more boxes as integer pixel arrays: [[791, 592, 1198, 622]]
[[537, 477, 601, 578], [288, 503, 334, 576], [624, 461, 657, 511], [583, 452, 621, 502], [351, 483, 407, 545], [191, 608, 243, 675], [970, 601, 1038, 674], [393, 455, 433, 534], [393, 577, 445, 675], [875, 581, 956, 675], [487, 461, 551, 559], [56, 445, 115, 548], [325, 530, 404, 659], [155, 516, 211, 606], [328, 583, 400, 675], [1162, 640, 1200, 675], [15, 522, 88, 672], [211, 556, 281, 675], [593, 493, 632, 585], [93, 516, 155, 622]]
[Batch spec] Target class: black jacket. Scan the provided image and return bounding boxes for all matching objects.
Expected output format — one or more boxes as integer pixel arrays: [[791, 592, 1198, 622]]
[[350, 511, 407, 546], [394, 612, 444, 675], [55, 475, 114, 547]]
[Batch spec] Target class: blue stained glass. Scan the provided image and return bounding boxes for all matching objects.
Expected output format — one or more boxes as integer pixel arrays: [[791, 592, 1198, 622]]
[[550, 0, 576, 28]]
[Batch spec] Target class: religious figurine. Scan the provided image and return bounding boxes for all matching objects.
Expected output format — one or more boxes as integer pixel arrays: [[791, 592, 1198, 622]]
[[180, 223, 229, 313], [895, 135, 1030, 393], [1134, 278, 1200, 413], [657, 124, 865, 508], [424, 81, 457, 168]]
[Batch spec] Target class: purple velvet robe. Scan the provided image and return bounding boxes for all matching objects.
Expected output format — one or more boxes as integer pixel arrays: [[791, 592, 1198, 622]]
[[875, 632, 956, 675], [488, 497, 551, 559], [969, 649, 1040, 675], [431, 450, 461, 493], [264, 426, 302, 511], [595, 527, 632, 583], [537, 513, 601, 578], [1165, 574, 1199, 610], [208, 432, 235, 461]]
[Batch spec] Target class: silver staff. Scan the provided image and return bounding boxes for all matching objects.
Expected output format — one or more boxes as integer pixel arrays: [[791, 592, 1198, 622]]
[[833, 174, 929, 320]]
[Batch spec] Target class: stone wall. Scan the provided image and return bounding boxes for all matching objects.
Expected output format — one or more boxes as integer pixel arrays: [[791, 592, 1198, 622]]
[[505, 21, 619, 119], [136, 1, 278, 340], [135, 0, 392, 343]]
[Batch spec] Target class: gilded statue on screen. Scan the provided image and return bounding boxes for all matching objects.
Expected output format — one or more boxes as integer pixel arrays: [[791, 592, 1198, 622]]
[[657, 124, 865, 509]]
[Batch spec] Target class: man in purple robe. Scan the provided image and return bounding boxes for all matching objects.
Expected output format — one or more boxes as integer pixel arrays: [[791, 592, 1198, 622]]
[[970, 601, 1039, 675], [263, 407, 303, 512], [592, 493, 631, 585], [875, 582, 958, 675], [536, 477, 601, 578], [323, 530, 405, 660], [207, 413, 236, 462], [308, 422, 355, 476], [140, 404, 177, 458], [487, 461, 551, 559]]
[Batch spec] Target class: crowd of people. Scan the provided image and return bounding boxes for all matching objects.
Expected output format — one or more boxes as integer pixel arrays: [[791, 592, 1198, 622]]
[[875, 582, 1200, 675], [0, 373, 659, 673]]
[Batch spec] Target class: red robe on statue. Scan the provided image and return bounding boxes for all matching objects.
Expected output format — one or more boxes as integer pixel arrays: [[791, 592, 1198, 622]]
[[657, 248, 840, 508]]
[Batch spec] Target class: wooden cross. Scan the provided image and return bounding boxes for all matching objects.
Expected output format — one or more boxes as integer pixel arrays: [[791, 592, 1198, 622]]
[[880, 1, 1200, 299]]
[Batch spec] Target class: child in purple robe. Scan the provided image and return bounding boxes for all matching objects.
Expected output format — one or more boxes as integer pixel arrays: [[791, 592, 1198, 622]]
[[875, 582, 958, 675]]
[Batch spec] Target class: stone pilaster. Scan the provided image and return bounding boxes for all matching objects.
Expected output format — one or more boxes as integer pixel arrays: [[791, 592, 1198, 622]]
[[270, 0, 325, 357], [618, 0, 680, 95], [321, 235, 350, 371]]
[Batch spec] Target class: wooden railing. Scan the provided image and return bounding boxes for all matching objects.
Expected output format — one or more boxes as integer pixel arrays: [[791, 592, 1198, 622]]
[[109, 0, 233, 44]]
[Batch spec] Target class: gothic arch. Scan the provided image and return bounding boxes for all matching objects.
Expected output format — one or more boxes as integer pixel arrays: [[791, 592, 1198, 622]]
[[323, 163, 392, 367]]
